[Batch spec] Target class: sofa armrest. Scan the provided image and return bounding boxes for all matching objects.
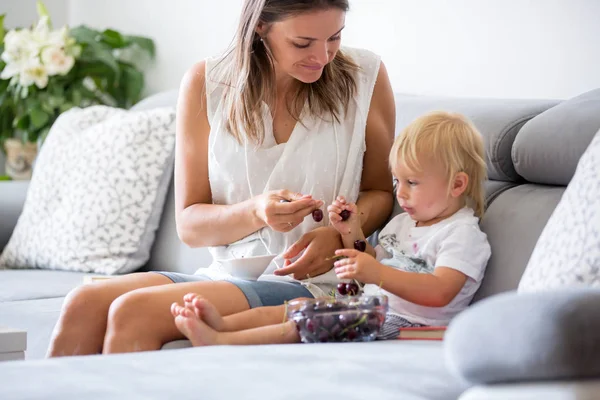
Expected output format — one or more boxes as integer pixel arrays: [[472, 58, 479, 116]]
[[445, 288, 600, 384], [0, 181, 29, 251]]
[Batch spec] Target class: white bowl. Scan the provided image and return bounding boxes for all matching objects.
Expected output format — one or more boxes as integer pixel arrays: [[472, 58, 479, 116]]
[[219, 254, 277, 280]]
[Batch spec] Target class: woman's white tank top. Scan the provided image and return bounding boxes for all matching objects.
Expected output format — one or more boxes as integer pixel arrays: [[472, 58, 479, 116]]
[[200, 47, 381, 295]]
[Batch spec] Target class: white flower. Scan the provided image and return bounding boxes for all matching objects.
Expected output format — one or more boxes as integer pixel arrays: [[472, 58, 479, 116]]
[[2, 30, 38, 65], [18, 58, 49, 89], [47, 26, 70, 48], [30, 16, 51, 44], [41, 46, 74, 76]]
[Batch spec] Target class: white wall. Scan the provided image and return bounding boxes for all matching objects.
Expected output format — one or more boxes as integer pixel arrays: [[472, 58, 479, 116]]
[[2, 0, 600, 99], [67, 0, 600, 100], [68, 0, 243, 97], [345, 0, 600, 99], [0, 0, 68, 29]]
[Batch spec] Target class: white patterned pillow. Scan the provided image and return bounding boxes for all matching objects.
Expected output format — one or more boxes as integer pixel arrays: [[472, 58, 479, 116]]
[[0, 105, 176, 274], [518, 130, 600, 291]]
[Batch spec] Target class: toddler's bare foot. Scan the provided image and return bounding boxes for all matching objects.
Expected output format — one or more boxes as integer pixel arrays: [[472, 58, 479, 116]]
[[172, 305, 220, 347], [182, 293, 225, 331]]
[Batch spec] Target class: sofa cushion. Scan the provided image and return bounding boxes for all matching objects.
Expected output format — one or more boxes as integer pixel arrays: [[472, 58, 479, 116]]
[[518, 130, 600, 292], [445, 289, 600, 384], [0, 341, 468, 399], [0, 106, 176, 275], [130, 89, 178, 111], [394, 94, 559, 182], [0, 270, 89, 302], [473, 184, 565, 302], [513, 89, 600, 186]]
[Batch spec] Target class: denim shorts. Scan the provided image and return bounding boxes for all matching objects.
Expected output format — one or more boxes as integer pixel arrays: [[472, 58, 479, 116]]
[[151, 271, 314, 308]]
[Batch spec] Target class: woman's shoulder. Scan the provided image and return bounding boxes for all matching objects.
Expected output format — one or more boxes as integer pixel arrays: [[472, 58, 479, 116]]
[[180, 60, 207, 91]]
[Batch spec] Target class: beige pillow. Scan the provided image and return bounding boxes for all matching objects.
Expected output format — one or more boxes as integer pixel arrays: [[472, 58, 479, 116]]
[[0, 105, 175, 274]]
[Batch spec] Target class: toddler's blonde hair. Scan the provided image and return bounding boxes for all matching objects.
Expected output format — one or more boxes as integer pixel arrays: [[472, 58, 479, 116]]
[[390, 111, 487, 217]]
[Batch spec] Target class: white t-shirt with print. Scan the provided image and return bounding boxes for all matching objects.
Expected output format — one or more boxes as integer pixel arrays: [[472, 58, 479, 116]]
[[363, 207, 491, 326]]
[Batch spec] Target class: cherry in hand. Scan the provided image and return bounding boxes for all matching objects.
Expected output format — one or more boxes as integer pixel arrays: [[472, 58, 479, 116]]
[[339, 210, 351, 221], [312, 209, 323, 222], [353, 240, 366, 252]]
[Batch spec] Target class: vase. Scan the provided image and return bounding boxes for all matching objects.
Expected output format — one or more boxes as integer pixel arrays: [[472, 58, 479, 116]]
[[3, 138, 38, 180]]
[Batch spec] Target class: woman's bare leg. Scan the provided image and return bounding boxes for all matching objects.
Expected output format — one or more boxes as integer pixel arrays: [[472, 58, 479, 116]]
[[101, 280, 250, 354], [173, 304, 300, 346], [47, 272, 173, 357], [48, 273, 251, 356]]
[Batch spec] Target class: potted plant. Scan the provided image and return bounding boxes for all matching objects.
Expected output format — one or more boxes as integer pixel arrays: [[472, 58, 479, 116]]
[[0, 2, 155, 180]]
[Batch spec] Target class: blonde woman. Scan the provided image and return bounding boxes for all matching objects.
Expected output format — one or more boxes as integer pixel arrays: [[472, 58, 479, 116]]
[[48, 0, 395, 356], [170, 111, 491, 346]]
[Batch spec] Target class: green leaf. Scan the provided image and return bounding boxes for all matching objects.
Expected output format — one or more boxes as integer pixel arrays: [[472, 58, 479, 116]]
[[71, 88, 83, 106], [102, 29, 125, 48], [59, 102, 74, 113], [123, 35, 156, 59], [79, 46, 120, 81], [121, 64, 144, 106], [29, 108, 50, 129], [69, 26, 101, 45], [46, 95, 64, 109], [14, 114, 30, 131], [0, 175, 13, 181], [0, 14, 6, 44]]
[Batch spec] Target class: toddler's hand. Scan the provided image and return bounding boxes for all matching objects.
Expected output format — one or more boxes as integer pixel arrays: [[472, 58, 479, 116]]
[[327, 196, 360, 236], [333, 249, 382, 285]]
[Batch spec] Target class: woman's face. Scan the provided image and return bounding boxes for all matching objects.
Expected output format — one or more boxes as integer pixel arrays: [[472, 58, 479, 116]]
[[260, 8, 345, 84]]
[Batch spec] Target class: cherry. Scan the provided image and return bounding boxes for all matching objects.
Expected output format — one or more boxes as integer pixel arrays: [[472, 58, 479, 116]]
[[346, 282, 359, 296], [336, 282, 347, 296], [312, 209, 323, 222], [339, 210, 351, 221], [347, 330, 357, 341], [353, 240, 366, 252]]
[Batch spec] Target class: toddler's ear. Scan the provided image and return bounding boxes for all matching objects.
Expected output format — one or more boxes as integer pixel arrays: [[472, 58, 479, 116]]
[[451, 172, 469, 197]]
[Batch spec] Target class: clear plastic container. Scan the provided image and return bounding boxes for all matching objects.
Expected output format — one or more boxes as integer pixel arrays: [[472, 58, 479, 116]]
[[286, 295, 388, 343]]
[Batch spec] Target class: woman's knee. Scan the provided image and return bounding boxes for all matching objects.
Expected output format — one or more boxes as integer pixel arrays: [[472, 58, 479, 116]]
[[106, 290, 156, 336], [59, 284, 109, 325]]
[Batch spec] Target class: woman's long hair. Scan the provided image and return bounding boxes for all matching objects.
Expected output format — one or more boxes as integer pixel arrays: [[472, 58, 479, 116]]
[[213, 0, 359, 145]]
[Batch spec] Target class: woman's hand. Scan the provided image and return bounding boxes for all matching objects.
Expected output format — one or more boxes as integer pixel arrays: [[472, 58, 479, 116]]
[[274, 226, 343, 280], [254, 190, 323, 233], [333, 249, 383, 285]]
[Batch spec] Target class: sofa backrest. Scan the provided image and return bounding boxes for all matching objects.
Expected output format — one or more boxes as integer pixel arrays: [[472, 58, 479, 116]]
[[137, 88, 600, 302]]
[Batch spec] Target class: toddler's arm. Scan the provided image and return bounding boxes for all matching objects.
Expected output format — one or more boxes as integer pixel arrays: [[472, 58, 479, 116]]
[[327, 196, 376, 257]]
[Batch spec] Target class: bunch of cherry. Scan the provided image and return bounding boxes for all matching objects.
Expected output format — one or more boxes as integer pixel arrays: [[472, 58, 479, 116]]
[[289, 296, 387, 343]]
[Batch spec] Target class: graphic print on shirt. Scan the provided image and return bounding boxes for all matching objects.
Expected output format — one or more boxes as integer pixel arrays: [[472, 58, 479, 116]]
[[378, 233, 433, 274]]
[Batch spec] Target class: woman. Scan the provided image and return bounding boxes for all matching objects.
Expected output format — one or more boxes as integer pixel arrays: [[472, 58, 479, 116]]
[[48, 0, 395, 356]]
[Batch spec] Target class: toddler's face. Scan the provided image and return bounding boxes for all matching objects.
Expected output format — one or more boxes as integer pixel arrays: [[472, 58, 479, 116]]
[[393, 159, 456, 226]]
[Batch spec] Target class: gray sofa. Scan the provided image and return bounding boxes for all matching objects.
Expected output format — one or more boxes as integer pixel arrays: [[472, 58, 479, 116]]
[[0, 89, 599, 399]]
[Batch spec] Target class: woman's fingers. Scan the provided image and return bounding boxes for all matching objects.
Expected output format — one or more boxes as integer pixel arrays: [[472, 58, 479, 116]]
[[280, 234, 312, 260], [275, 197, 317, 214], [274, 252, 316, 279]]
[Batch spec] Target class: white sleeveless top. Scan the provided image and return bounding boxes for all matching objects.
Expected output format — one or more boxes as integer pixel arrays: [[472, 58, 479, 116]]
[[199, 47, 381, 296]]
